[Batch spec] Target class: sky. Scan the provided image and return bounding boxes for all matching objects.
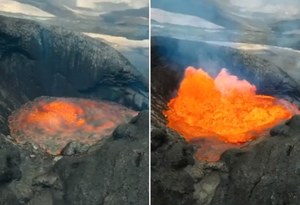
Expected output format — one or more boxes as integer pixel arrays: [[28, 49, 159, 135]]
[[76, 0, 148, 9], [228, 0, 300, 16], [0, 0, 55, 17], [152, 0, 300, 21], [151, 8, 223, 29]]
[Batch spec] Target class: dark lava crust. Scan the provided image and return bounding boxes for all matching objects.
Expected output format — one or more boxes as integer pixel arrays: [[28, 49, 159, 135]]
[[151, 36, 300, 205]]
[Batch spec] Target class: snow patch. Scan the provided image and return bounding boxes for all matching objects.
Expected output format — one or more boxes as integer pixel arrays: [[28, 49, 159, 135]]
[[63, 5, 104, 16], [83, 32, 149, 48]]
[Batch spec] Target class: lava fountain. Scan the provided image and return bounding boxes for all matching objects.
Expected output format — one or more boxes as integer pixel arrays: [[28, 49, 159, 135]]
[[9, 97, 137, 155], [164, 66, 299, 161]]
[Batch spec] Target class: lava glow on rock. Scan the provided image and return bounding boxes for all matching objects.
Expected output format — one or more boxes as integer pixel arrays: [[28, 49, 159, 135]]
[[9, 97, 137, 155], [164, 67, 298, 161]]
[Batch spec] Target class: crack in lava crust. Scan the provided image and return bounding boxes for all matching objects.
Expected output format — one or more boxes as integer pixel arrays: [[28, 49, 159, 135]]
[[8, 97, 137, 155], [164, 67, 299, 161]]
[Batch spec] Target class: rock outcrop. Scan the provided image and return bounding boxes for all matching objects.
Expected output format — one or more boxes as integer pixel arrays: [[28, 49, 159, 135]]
[[0, 111, 149, 205]]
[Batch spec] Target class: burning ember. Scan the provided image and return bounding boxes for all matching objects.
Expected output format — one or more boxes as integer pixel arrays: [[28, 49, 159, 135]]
[[164, 67, 298, 161], [9, 97, 137, 155]]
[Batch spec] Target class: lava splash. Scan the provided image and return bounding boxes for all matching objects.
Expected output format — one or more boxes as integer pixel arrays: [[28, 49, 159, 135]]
[[9, 97, 137, 155], [164, 67, 298, 161]]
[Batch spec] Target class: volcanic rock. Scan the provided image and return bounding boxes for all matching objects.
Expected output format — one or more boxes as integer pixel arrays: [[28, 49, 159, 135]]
[[286, 115, 300, 133], [61, 141, 90, 156], [210, 116, 300, 205], [270, 123, 290, 136], [151, 118, 300, 205], [53, 111, 149, 205], [112, 110, 148, 140], [0, 111, 148, 205], [0, 187, 21, 205], [0, 136, 21, 183], [151, 126, 196, 205]]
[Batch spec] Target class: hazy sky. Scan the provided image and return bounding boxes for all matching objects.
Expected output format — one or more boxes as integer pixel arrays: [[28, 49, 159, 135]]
[[76, 0, 148, 9], [152, 8, 223, 29], [229, 0, 300, 15]]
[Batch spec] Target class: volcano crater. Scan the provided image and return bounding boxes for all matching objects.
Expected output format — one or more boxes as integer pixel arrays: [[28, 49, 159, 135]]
[[0, 16, 149, 205], [151, 36, 300, 205]]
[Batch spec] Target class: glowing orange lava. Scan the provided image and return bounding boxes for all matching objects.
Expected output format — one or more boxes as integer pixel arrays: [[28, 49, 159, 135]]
[[9, 97, 137, 155], [26, 101, 86, 133], [164, 67, 298, 160]]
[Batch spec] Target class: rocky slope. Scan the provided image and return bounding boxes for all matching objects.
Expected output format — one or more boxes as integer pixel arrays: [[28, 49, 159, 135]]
[[152, 115, 300, 205], [0, 111, 149, 205]]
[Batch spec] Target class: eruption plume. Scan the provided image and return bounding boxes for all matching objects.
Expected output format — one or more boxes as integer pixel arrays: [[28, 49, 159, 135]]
[[9, 97, 137, 155], [164, 66, 299, 161]]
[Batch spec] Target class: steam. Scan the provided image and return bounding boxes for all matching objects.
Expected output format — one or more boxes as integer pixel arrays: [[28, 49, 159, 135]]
[[215, 69, 256, 96]]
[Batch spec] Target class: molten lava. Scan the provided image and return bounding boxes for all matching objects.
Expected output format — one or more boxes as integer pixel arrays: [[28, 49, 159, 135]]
[[9, 97, 137, 155], [164, 67, 298, 161]]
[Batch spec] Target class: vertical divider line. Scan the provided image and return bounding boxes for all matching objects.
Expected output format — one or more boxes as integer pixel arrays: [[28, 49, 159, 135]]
[[148, 0, 151, 204]]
